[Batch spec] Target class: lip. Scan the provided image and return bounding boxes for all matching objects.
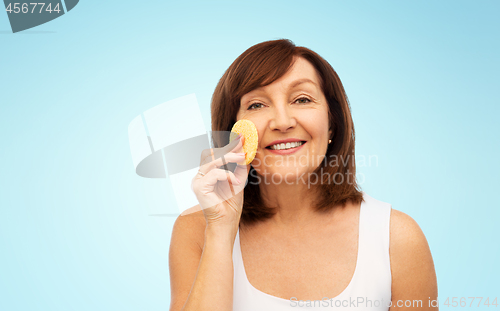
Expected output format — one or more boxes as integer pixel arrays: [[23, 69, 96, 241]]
[[265, 138, 306, 148], [266, 141, 306, 155]]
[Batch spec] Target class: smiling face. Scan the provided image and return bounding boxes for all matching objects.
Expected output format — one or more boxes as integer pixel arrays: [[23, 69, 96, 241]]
[[237, 57, 332, 184]]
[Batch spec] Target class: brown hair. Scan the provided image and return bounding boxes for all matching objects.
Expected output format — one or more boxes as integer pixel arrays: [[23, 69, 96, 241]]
[[211, 38, 364, 226]]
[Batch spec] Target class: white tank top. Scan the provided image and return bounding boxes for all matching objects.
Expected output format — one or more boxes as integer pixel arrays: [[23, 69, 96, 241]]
[[232, 191, 392, 310]]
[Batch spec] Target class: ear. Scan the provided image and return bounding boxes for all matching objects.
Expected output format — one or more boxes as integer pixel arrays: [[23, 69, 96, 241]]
[[328, 127, 333, 139]]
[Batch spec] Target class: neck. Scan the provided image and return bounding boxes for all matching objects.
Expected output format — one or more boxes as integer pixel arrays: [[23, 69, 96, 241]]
[[258, 180, 326, 229]]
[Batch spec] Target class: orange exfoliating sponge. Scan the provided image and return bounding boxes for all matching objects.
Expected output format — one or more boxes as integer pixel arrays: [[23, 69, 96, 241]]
[[229, 119, 258, 165]]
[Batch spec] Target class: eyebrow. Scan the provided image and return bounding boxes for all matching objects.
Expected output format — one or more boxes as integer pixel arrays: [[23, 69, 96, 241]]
[[247, 78, 317, 95], [242, 78, 318, 104]]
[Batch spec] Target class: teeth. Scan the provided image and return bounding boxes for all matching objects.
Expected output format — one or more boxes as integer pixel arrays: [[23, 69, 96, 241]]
[[270, 141, 304, 150]]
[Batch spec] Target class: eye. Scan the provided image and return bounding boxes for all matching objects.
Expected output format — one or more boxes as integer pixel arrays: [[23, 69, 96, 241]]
[[248, 102, 265, 110], [295, 96, 312, 104]]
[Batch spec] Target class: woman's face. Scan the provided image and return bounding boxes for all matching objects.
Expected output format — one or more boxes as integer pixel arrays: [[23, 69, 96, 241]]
[[237, 57, 332, 184]]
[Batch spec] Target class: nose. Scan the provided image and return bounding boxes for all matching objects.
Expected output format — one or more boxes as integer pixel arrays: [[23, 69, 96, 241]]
[[269, 103, 297, 132]]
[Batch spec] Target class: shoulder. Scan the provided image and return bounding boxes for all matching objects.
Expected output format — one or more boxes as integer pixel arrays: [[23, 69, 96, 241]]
[[388, 208, 438, 303], [389, 208, 432, 264], [389, 208, 426, 246], [171, 205, 207, 252]]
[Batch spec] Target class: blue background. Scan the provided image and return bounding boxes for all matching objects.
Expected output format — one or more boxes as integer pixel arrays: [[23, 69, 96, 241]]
[[1, 0, 498, 310]]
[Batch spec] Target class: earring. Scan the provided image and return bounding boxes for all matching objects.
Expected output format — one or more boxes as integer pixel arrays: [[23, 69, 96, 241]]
[[328, 139, 332, 144]]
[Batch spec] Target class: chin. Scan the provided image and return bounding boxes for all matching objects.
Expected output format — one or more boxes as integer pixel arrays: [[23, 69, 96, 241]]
[[256, 167, 314, 185]]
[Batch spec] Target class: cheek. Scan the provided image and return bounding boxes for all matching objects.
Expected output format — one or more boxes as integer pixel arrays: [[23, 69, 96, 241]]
[[303, 118, 329, 140], [307, 110, 330, 138]]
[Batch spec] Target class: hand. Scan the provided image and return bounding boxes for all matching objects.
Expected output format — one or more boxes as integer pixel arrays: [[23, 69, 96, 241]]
[[191, 135, 250, 230]]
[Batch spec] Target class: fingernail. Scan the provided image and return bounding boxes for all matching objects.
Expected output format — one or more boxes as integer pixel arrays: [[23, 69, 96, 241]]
[[237, 153, 245, 156], [236, 178, 242, 184]]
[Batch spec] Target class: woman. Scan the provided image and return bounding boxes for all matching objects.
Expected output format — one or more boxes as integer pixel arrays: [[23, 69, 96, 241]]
[[169, 39, 438, 310]]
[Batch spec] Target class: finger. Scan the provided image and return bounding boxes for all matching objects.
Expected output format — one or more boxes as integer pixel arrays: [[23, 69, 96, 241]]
[[206, 169, 241, 202], [234, 150, 251, 179], [232, 164, 250, 191], [198, 152, 246, 176], [222, 133, 243, 153], [212, 135, 244, 162], [200, 138, 242, 167], [193, 173, 233, 208], [202, 168, 242, 190], [231, 135, 245, 153], [219, 136, 247, 168], [222, 173, 236, 201], [201, 135, 245, 169]]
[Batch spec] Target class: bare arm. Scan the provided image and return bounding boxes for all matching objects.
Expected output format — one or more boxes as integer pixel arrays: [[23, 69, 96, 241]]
[[169, 135, 248, 310], [169, 209, 237, 311], [389, 209, 438, 310]]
